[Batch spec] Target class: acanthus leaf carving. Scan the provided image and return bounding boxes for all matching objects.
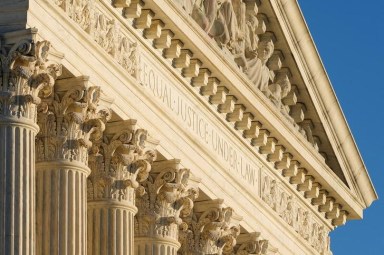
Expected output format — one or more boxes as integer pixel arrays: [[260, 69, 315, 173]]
[[36, 76, 110, 164], [0, 35, 62, 120], [135, 160, 200, 243], [87, 120, 156, 203], [179, 199, 241, 255]]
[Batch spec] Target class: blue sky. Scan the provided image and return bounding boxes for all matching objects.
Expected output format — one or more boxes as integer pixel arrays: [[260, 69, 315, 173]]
[[297, 1, 384, 254]]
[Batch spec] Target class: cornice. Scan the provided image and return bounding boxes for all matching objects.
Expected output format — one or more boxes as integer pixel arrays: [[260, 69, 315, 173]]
[[276, 0, 377, 208]]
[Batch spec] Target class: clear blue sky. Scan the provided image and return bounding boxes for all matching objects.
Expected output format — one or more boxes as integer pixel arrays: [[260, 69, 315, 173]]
[[297, 1, 384, 254]]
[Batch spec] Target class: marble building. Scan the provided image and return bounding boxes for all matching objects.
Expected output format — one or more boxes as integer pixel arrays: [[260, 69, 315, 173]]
[[0, 0, 377, 254]]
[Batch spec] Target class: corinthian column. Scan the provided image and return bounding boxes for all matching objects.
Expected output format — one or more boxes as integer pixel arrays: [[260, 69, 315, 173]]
[[179, 199, 241, 255], [135, 159, 200, 255], [0, 29, 62, 255], [87, 120, 157, 255], [35, 76, 110, 255]]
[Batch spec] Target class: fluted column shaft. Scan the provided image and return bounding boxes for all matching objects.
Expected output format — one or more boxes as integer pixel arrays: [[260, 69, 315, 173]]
[[0, 31, 61, 255], [36, 162, 90, 255], [0, 120, 37, 255], [135, 236, 180, 255], [87, 199, 136, 255]]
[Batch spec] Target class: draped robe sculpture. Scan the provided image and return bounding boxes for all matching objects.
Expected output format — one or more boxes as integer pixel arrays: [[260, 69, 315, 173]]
[[245, 37, 274, 93]]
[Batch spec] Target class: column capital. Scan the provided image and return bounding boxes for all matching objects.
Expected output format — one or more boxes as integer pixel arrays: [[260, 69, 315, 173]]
[[135, 159, 200, 241], [180, 199, 241, 255], [0, 29, 62, 121], [36, 76, 111, 165], [87, 120, 157, 202]]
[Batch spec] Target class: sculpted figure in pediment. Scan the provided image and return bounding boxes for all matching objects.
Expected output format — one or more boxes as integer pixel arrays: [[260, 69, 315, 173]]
[[267, 73, 291, 107], [244, 11, 259, 58], [191, 0, 219, 34], [192, 0, 242, 51], [217, 0, 239, 46], [245, 36, 274, 93], [189, 1, 276, 96], [267, 72, 295, 122], [232, 8, 258, 70]]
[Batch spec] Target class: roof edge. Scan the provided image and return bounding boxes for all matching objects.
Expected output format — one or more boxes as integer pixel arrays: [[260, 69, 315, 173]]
[[279, 0, 377, 208]]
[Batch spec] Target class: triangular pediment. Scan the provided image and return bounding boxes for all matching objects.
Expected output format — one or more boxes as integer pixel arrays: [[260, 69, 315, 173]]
[[162, 0, 377, 211]]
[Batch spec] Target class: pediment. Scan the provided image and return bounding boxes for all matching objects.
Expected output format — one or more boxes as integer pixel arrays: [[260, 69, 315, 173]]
[[145, 0, 377, 214]]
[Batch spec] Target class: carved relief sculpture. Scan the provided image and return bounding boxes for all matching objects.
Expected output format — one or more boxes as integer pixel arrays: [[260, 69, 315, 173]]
[[260, 174, 331, 253], [53, 0, 138, 76], [245, 35, 274, 94], [261, 175, 278, 211]]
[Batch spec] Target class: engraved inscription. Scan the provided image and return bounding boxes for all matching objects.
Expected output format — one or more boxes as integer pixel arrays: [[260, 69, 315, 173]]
[[138, 53, 259, 187]]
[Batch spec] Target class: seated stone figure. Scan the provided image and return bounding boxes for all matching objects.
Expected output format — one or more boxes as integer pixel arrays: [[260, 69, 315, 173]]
[[267, 72, 297, 123], [267, 72, 291, 106], [234, 9, 259, 70], [245, 36, 274, 93]]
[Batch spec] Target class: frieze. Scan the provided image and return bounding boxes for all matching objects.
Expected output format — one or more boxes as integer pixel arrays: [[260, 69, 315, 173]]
[[51, 0, 138, 76], [261, 172, 332, 254]]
